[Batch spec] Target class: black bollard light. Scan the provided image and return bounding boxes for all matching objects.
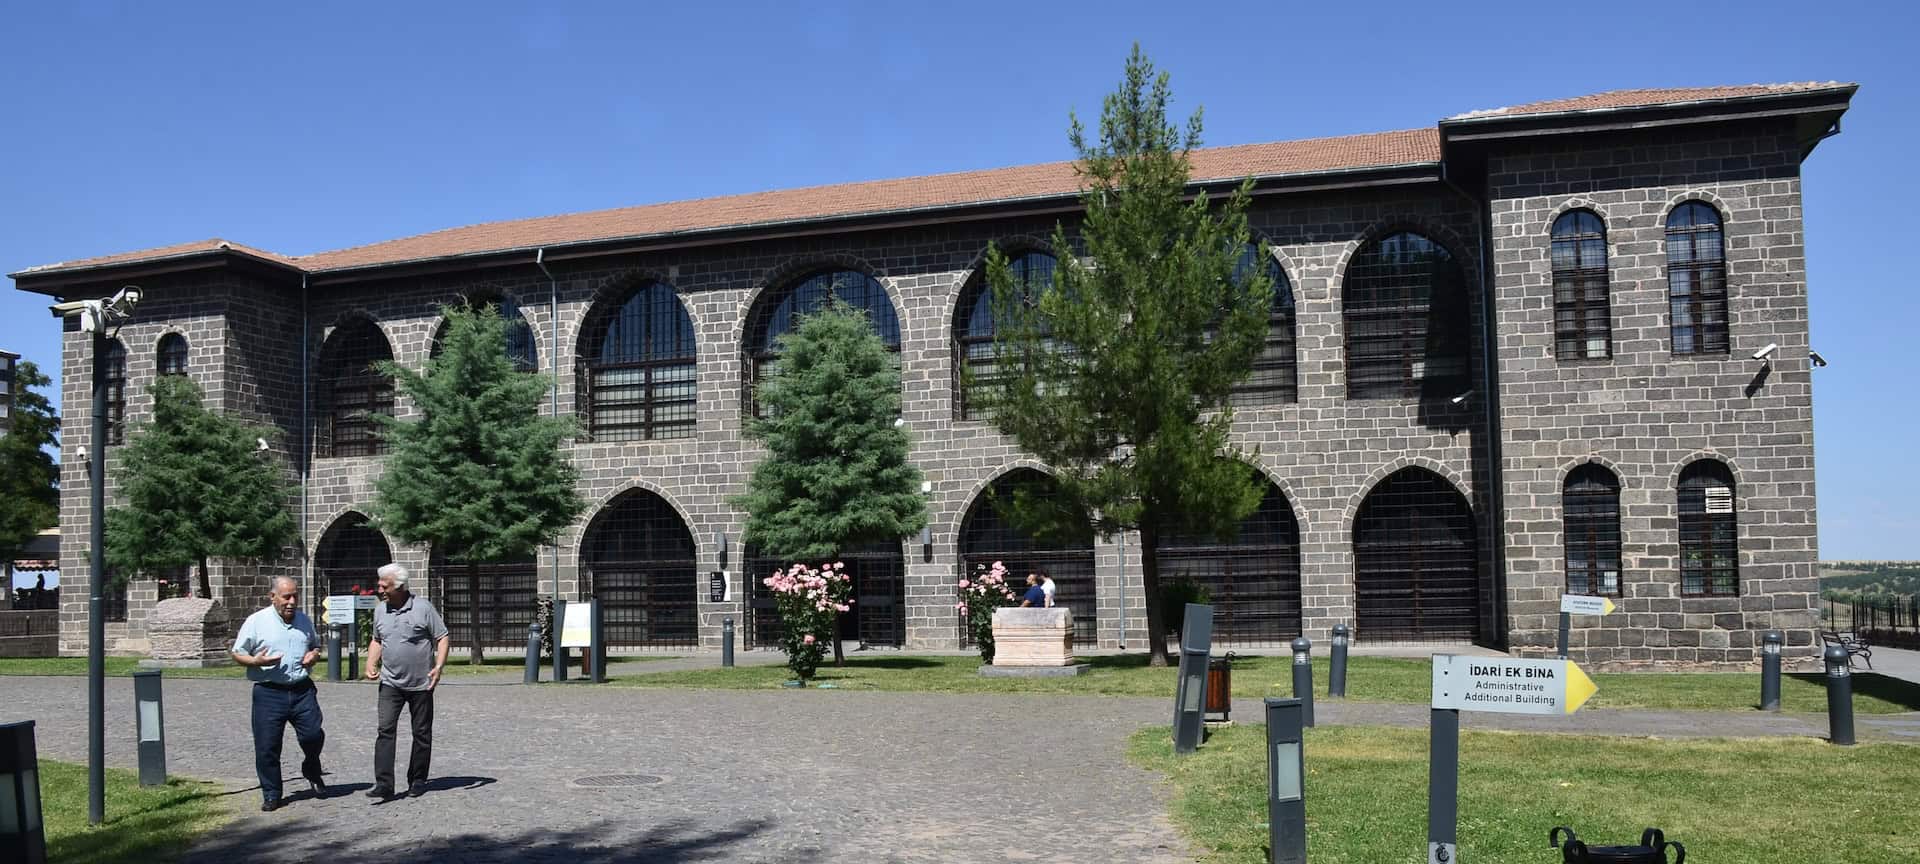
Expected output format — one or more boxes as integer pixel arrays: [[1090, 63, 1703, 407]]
[[1825, 643, 1855, 746], [1290, 637, 1314, 728], [524, 620, 542, 684], [722, 617, 735, 668], [1264, 698, 1307, 864], [0, 720, 47, 864], [326, 624, 343, 682], [132, 670, 166, 786], [589, 598, 607, 684], [1329, 624, 1350, 699], [1760, 630, 1782, 712]]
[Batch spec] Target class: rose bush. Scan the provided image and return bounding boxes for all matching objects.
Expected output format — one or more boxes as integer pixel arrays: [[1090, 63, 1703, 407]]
[[765, 561, 852, 682], [957, 560, 1019, 663]]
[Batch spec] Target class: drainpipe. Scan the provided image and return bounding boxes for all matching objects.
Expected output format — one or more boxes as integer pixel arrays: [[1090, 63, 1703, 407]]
[[535, 249, 564, 680], [300, 273, 310, 598], [1439, 164, 1509, 650]]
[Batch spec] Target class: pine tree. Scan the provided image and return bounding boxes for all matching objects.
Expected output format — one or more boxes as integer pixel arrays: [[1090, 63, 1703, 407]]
[[369, 303, 584, 664], [0, 360, 61, 595], [733, 301, 928, 665], [983, 45, 1270, 666], [104, 375, 296, 599]]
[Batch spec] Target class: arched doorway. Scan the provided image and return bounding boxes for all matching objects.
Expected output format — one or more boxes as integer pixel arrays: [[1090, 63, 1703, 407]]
[[579, 490, 699, 649], [958, 469, 1097, 646], [1352, 467, 1478, 642], [1157, 478, 1303, 646], [430, 550, 538, 651], [743, 539, 906, 649], [313, 512, 392, 608]]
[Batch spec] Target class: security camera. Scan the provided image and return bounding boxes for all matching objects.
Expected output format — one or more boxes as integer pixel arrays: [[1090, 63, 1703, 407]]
[[1751, 343, 1778, 362], [256, 437, 271, 453], [1809, 351, 1829, 368], [1449, 390, 1473, 405], [76, 445, 89, 463]]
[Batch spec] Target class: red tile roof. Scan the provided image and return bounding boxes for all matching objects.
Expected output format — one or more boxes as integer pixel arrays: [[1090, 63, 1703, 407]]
[[13, 83, 1852, 281]]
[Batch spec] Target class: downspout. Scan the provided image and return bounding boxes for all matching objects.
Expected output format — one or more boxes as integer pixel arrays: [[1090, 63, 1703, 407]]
[[300, 273, 310, 598], [534, 249, 564, 678], [1439, 162, 1509, 650]]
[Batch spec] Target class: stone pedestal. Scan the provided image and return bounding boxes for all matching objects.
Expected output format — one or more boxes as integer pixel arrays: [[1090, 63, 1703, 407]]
[[143, 597, 231, 668], [989, 607, 1074, 667]]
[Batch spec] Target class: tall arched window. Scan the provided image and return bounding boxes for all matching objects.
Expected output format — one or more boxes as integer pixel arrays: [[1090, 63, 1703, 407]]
[[1352, 467, 1478, 641], [954, 251, 1055, 419], [1678, 460, 1738, 596], [744, 269, 900, 417], [1343, 232, 1470, 399], [430, 293, 538, 373], [578, 282, 697, 441], [1563, 464, 1622, 596], [1230, 244, 1298, 405], [1551, 210, 1611, 360], [313, 512, 392, 605], [316, 319, 394, 458], [958, 469, 1097, 646], [103, 338, 126, 445], [157, 333, 190, 377], [1666, 202, 1728, 356], [1157, 475, 1302, 645], [579, 489, 699, 649]]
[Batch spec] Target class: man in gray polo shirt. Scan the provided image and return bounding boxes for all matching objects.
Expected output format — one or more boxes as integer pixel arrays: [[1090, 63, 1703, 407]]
[[364, 562, 450, 800], [231, 575, 327, 812]]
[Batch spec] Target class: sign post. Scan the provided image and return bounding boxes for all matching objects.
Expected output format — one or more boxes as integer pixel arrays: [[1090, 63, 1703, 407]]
[[560, 600, 597, 683], [1556, 594, 1616, 659], [1428, 654, 1597, 862], [1172, 603, 1213, 755]]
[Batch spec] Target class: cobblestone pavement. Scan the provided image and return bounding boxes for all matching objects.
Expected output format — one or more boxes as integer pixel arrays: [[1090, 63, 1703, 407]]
[[11, 675, 1192, 863]]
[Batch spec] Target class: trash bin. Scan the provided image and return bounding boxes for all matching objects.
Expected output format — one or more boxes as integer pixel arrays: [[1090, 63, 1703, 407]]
[[1550, 826, 1684, 863], [1205, 653, 1235, 722]]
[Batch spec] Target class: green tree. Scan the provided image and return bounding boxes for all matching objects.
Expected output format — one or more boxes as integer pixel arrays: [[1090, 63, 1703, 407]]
[[982, 45, 1269, 666], [369, 303, 584, 664], [733, 302, 928, 666], [104, 375, 297, 599], [0, 360, 60, 594]]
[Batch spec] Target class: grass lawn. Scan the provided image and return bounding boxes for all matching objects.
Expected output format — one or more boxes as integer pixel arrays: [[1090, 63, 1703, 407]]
[[612, 653, 1920, 713], [0, 657, 247, 679], [1129, 724, 1920, 864], [42, 760, 229, 864]]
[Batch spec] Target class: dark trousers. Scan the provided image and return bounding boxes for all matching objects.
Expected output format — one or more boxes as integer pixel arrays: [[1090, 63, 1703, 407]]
[[250, 681, 325, 803], [374, 683, 434, 791]]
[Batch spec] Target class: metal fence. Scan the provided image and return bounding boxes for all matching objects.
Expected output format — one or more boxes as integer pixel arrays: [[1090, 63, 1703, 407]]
[[1824, 596, 1920, 648]]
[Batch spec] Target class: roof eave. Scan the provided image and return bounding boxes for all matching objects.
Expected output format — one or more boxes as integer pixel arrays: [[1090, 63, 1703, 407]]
[[1437, 86, 1857, 143], [10, 247, 305, 295]]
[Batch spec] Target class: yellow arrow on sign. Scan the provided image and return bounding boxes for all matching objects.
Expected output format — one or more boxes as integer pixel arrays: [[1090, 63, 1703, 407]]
[[1599, 597, 1616, 615], [1563, 661, 1598, 714]]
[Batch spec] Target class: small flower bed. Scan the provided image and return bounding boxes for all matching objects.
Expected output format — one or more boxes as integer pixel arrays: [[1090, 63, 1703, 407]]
[[764, 561, 852, 682], [957, 561, 1019, 663]]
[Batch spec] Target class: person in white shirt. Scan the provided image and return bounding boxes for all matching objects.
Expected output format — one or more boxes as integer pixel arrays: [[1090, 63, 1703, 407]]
[[1039, 572, 1057, 608], [230, 575, 327, 812]]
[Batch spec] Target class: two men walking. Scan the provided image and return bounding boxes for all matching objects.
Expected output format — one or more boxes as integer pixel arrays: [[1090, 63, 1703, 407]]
[[237, 563, 449, 811]]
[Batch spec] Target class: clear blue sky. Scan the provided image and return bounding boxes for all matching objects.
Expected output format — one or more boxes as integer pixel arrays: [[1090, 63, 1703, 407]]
[[1, 1, 1913, 559]]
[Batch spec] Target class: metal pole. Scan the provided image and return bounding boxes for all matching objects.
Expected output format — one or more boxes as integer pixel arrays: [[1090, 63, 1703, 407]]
[[523, 621, 542, 684], [87, 325, 106, 826], [132, 670, 165, 786], [346, 615, 359, 682], [1556, 610, 1571, 660], [1329, 624, 1349, 699], [1824, 644, 1855, 746], [1427, 708, 1459, 863], [589, 598, 606, 683], [722, 617, 735, 668], [1760, 630, 1782, 712], [1290, 637, 1314, 728], [1265, 697, 1307, 864], [326, 624, 342, 682]]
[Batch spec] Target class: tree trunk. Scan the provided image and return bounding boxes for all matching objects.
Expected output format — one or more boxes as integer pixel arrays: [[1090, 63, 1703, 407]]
[[197, 557, 213, 600], [1139, 522, 1171, 667], [832, 611, 846, 667], [467, 559, 485, 665]]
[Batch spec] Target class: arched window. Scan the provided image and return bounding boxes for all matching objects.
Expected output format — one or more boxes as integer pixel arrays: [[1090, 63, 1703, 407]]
[[1563, 464, 1622, 596], [1551, 211, 1611, 360], [430, 293, 538, 373], [744, 539, 905, 649], [744, 269, 900, 417], [578, 282, 697, 441], [431, 549, 537, 653], [1352, 467, 1478, 641], [316, 319, 395, 458], [958, 469, 1097, 646], [157, 333, 190, 377], [954, 251, 1055, 419], [1666, 202, 1728, 356], [1678, 460, 1738, 596], [1343, 232, 1470, 399], [579, 490, 699, 649], [1157, 475, 1302, 645], [313, 512, 392, 605], [103, 338, 126, 445], [1229, 244, 1298, 405]]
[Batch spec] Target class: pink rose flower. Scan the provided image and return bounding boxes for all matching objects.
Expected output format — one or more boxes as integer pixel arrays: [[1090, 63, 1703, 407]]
[[803, 634, 816, 645], [958, 579, 970, 588]]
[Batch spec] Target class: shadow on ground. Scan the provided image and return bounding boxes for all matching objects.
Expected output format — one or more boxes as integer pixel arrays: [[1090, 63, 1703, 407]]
[[179, 817, 812, 863], [1787, 672, 1920, 710]]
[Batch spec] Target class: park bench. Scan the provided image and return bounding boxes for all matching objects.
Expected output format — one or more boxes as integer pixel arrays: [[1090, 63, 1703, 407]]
[[1821, 630, 1873, 669]]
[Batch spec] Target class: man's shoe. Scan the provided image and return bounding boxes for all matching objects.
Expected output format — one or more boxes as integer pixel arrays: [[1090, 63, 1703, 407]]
[[306, 776, 329, 796], [261, 799, 281, 812], [407, 784, 427, 798], [366, 787, 395, 800]]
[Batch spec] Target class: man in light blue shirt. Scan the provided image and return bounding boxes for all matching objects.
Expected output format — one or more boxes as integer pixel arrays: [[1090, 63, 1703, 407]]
[[231, 575, 328, 811]]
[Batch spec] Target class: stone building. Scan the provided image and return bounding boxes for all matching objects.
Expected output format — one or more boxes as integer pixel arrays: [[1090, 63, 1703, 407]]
[[9, 82, 1854, 668]]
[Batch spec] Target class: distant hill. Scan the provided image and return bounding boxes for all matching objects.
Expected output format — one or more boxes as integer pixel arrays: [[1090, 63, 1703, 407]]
[[1819, 561, 1920, 600]]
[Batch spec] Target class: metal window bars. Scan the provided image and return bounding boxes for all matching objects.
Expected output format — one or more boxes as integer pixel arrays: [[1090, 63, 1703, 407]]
[[1678, 460, 1739, 596], [1351, 468, 1479, 642], [317, 321, 394, 458], [581, 283, 697, 442], [579, 490, 700, 649], [1342, 232, 1471, 400], [1666, 202, 1729, 356], [1551, 210, 1612, 360], [1562, 463, 1623, 596]]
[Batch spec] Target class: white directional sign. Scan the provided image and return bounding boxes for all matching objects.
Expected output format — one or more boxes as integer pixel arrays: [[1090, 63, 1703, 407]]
[[1431, 654, 1597, 715], [324, 595, 355, 625], [355, 594, 377, 610], [1559, 594, 1616, 616]]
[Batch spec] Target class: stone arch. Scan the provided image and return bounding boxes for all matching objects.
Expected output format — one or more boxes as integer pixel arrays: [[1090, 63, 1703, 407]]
[[1660, 189, 1733, 225], [571, 273, 700, 442], [1349, 464, 1480, 642], [955, 464, 1097, 646], [576, 485, 701, 648], [311, 509, 393, 606], [1339, 455, 1475, 538], [730, 251, 902, 355], [1157, 458, 1306, 645], [1556, 453, 1631, 494]]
